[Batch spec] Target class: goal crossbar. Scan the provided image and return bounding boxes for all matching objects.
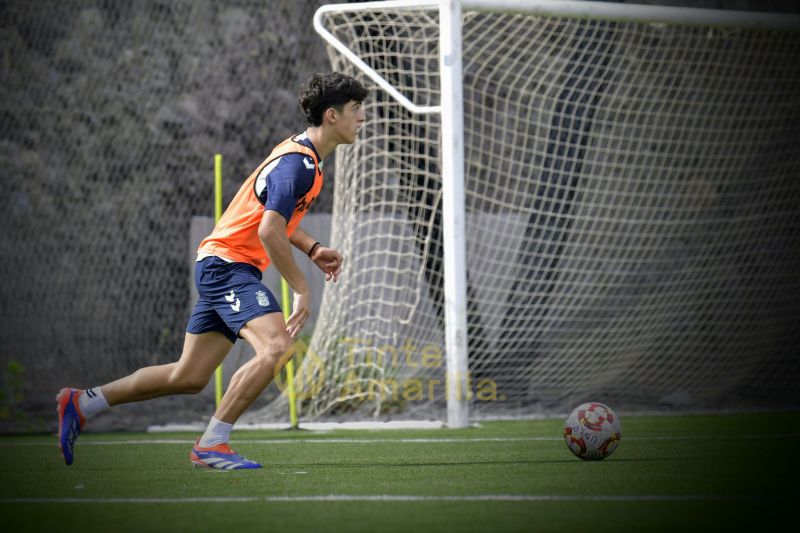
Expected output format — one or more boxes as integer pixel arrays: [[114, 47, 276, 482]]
[[464, 0, 800, 27], [314, 1, 800, 115]]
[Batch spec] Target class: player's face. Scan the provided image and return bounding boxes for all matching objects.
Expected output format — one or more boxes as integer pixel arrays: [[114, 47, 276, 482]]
[[334, 100, 366, 144]]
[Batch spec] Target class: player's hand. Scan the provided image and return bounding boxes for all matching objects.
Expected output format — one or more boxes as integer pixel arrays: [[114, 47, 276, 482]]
[[311, 246, 344, 282], [286, 291, 311, 338]]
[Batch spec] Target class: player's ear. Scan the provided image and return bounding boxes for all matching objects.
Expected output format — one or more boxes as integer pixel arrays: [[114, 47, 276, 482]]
[[324, 107, 337, 124]]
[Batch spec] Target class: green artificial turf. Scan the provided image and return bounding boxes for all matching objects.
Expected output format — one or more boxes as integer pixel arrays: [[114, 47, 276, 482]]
[[0, 413, 794, 532]]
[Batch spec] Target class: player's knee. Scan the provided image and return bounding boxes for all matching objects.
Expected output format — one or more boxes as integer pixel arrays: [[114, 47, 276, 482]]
[[260, 335, 294, 364], [168, 368, 208, 395], [181, 377, 208, 395], [276, 335, 295, 357]]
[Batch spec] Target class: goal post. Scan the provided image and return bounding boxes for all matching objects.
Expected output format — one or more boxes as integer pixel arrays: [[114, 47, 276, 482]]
[[314, 0, 471, 428], [253, 0, 800, 427], [438, 0, 469, 428]]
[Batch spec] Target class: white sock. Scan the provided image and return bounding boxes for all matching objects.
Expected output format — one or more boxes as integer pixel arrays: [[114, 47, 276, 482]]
[[78, 387, 110, 419], [199, 416, 233, 448]]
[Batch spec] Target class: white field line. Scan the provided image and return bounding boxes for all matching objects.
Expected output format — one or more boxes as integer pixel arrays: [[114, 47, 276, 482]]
[[1, 433, 796, 447], [0, 494, 766, 504], [149, 421, 447, 432]]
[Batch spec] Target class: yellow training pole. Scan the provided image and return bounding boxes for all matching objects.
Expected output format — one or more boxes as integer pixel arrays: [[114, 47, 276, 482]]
[[214, 154, 224, 409], [282, 279, 299, 428]]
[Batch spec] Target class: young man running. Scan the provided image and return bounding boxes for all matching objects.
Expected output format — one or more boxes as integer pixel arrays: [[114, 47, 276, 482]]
[[57, 72, 368, 470]]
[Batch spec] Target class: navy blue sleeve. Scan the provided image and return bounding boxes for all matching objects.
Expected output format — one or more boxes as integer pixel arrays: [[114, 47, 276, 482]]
[[255, 153, 316, 223]]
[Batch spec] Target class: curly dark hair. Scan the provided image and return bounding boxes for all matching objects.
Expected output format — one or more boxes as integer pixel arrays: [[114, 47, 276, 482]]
[[298, 72, 368, 127]]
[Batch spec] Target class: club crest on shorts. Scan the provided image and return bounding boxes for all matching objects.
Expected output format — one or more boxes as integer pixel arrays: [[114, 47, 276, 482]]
[[255, 290, 270, 307]]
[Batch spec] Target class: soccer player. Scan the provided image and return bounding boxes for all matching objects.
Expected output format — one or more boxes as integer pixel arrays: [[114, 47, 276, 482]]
[[57, 72, 368, 470]]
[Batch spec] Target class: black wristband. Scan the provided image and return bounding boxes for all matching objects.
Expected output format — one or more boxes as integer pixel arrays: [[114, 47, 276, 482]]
[[308, 242, 321, 257]]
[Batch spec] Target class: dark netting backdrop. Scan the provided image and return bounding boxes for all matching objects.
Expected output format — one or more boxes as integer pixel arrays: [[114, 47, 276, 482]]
[[0, 0, 345, 432]]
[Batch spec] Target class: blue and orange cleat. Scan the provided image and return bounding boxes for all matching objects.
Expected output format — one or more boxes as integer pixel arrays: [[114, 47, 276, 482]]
[[56, 388, 86, 465], [189, 438, 262, 470]]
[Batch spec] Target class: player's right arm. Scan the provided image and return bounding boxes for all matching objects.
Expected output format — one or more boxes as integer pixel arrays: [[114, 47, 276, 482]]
[[258, 210, 310, 338], [256, 152, 317, 337]]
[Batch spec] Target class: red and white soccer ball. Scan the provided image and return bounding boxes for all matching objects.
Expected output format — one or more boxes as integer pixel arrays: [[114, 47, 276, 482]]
[[563, 402, 622, 460]]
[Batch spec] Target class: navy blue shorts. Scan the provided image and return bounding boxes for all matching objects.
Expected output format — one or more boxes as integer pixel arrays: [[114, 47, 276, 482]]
[[186, 256, 282, 343]]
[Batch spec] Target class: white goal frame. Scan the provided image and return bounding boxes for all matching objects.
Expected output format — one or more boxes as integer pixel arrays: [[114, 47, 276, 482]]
[[313, 0, 800, 428]]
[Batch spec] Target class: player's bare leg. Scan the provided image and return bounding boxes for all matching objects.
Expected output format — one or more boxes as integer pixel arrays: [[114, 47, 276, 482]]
[[102, 331, 233, 405], [215, 312, 293, 423], [189, 313, 292, 470], [57, 331, 232, 465]]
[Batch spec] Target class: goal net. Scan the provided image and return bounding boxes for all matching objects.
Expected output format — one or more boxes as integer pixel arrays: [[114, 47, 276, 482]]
[[255, 0, 800, 423]]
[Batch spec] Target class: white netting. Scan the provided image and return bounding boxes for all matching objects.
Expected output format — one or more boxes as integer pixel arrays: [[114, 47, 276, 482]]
[[255, 3, 800, 422]]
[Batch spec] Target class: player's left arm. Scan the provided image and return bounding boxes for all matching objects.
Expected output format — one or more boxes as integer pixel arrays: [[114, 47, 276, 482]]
[[290, 227, 344, 283]]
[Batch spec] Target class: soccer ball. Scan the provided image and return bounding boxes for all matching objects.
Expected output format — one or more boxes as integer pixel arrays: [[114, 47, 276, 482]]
[[563, 402, 622, 460]]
